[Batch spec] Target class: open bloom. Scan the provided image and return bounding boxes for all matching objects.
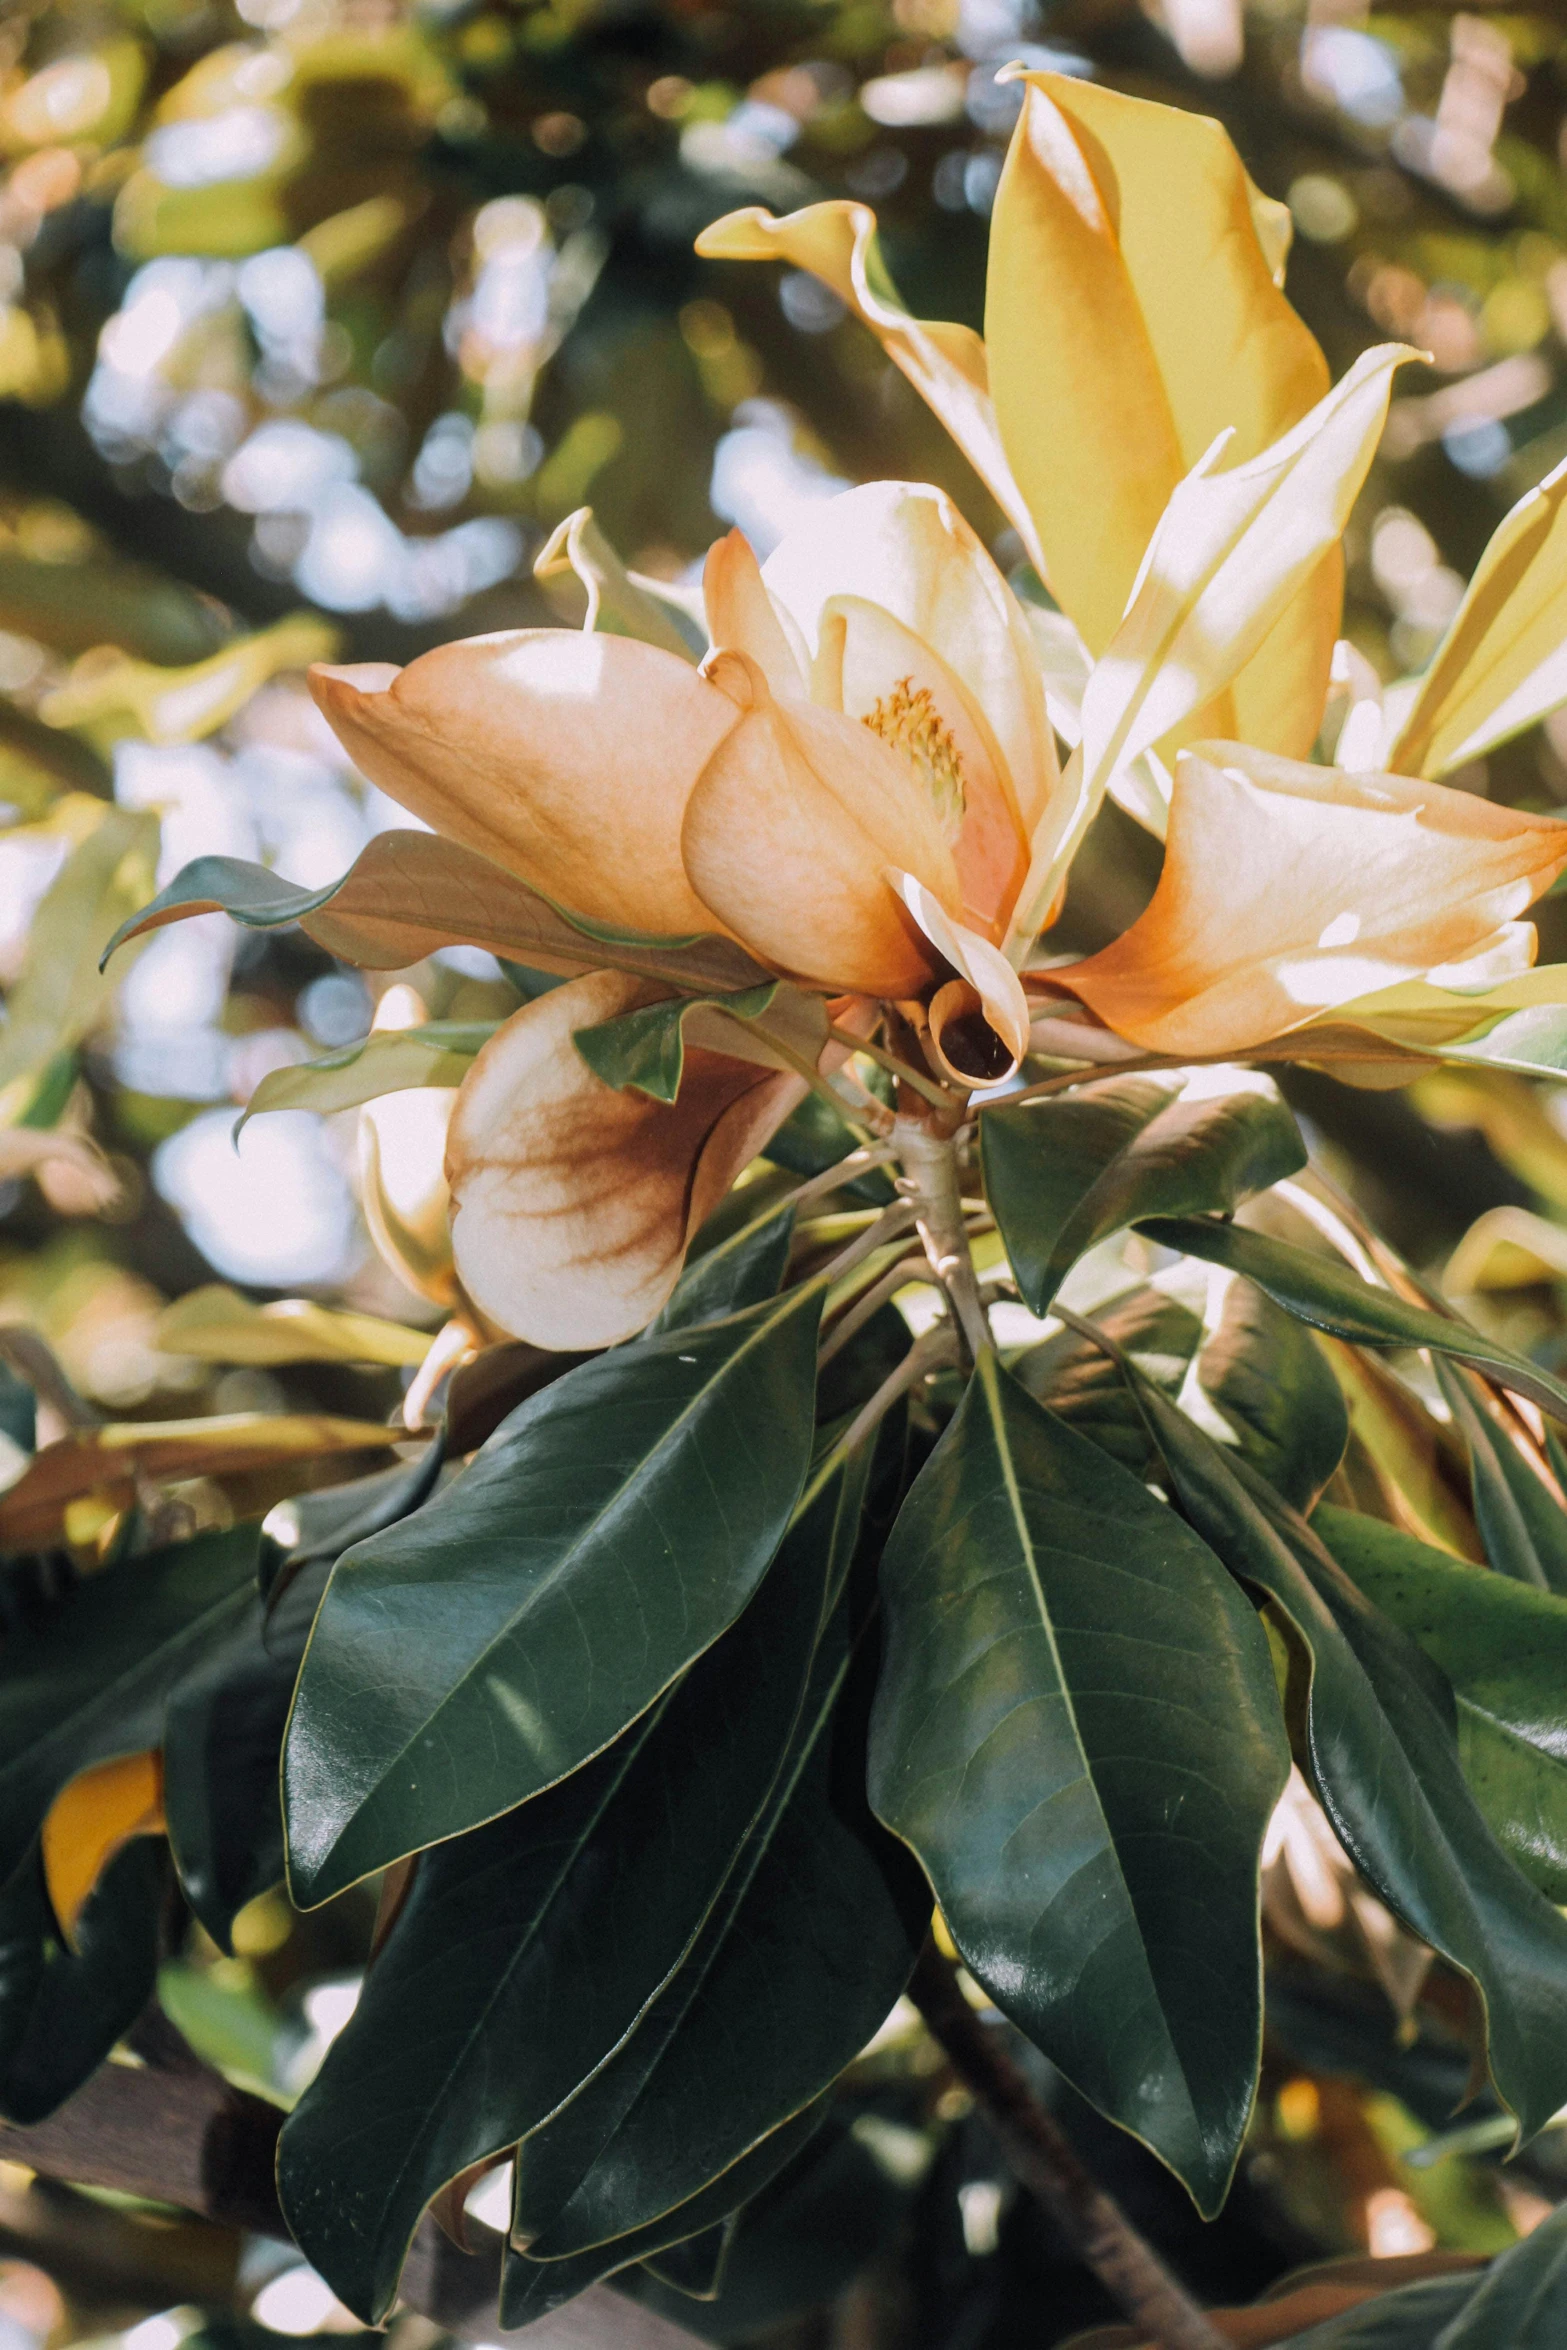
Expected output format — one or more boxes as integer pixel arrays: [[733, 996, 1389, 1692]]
[[311, 480, 1059, 1343]]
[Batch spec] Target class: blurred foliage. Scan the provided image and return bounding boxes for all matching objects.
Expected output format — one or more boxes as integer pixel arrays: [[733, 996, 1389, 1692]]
[[6, 0, 1567, 2348]]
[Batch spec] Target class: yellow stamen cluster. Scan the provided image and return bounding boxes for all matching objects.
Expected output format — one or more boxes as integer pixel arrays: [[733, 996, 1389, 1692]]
[[863, 676, 966, 837]]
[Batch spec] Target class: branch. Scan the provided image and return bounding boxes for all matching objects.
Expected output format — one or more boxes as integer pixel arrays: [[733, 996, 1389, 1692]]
[[908, 1945, 1229, 2350], [0, 2029, 706, 2350]]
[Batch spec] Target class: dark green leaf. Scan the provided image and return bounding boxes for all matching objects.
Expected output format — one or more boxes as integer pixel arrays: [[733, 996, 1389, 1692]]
[[1314, 1505, 1567, 1903], [867, 1355, 1288, 2213], [0, 1838, 167, 2125], [278, 1456, 866, 2323], [261, 1441, 445, 1603], [1133, 1385, 1567, 2139], [164, 1560, 330, 1951], [633, 2108, 917, 2341], [0, 1365, 35, 1457], [500, 2104, 829, 2327], [1433, 1361, 1567, 1594], [284, 1285, 824, 1906], [573, 983, 788, 1103], [1010, 1284, 1202, 1476], [1196, 1283, 1348, 1514], [1265, 2274, 1479, 2345], [764, 1098, 895, 1205], [509, 1590, 927, 2259], [983, 1076, 1304, 1314], [639, 2222, 731, 2300], [1138, 1217, 1567, 1427], [1432, 2196, 1567, 2345], [0, 1525, 260, 1890], [651, 1204, 795, 1334]]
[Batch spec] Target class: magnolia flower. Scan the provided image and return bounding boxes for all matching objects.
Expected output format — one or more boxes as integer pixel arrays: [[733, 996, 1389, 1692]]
[[308, 328, 1410, 1348], [311, 481, 1051, 1343]]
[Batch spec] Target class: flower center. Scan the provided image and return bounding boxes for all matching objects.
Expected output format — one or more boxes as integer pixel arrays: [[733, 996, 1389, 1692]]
[[862, 677, 966, 838]]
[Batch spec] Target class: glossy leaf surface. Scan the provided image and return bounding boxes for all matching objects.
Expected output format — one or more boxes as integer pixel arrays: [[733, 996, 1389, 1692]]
[[1136, 1386, 1567, 2137], [164, 1560, 330, 1950], [1011, 1284, 1201, 1476], [500, 2104, 828, 2326], [1140, 1215, 1567, 1424], [652, 1203, 796, 1334], [0, 1837, 167, 2125], [0, 1525, 259, 1891], [1316, 1505, 1567, 1903], [984, 1076, 1303, 1312], [868, 1355, 1289, 2212], [509, 1590, 927, 2258], [1196, 1280, 1348, 1515], [1434, 1361, 1567, 1594], [278, 1460, 864, 2322], [285, 1287, 824, 1905]]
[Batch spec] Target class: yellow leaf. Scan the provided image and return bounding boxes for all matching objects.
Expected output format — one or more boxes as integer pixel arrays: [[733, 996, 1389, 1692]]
[[0, 801, 159, 1098], [39, 614, 339, 750], [985, 72, 1337, 759], [694, 200, 1046, 580], [155, 1286, 433, 1370], [1011, 344, 1416, 947], [1389, 452, 1567, 778], [41, 1750, 164, 1946], [0, 1415, 407, 1553]]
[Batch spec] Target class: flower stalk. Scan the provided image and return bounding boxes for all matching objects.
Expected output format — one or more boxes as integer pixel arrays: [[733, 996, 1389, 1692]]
[[893, 1113, 992, 1368], [909, 1943, 1229, 2350]]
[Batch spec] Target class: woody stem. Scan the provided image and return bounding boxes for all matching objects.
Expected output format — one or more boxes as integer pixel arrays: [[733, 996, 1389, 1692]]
[[892, 1114, 991, 1370], [909, 1946, 1229, 2350]]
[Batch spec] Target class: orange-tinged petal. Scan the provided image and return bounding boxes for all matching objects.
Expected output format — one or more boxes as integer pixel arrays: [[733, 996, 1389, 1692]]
[[696, 202, 1044, 576], [1060, 744, 1567, 1058], [763, 480, 1057, 840], [309, 633, 739, 937], [683, 651, 954, 998], [42, 1749, 164, 1944], [702, 529, 808, 697], [446, 972, 802, 1348], [987, 72, 1335, 752]]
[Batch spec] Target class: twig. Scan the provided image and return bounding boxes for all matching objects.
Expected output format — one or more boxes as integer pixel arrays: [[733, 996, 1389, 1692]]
[[893, 1115, 992, 1368], [909, 1945, 1228, 2350], [818, 1252, 934, 1368], [778, 1143, 899, 1214], [828, 1022, 952, 1110], [827, 1326, 950, 1469], [813, 1200, 918, 1289]]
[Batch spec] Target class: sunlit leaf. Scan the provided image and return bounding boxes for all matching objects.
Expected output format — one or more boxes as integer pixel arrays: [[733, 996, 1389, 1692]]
[[1135, 1388, 1567, 2139], [1317, 1504, 1567, 1905], [868, 1354, 1288, 2213], [983, 1074, 1304, 1313], [156, 1285, 432, 1371], [283, 1286, 824, 1905]]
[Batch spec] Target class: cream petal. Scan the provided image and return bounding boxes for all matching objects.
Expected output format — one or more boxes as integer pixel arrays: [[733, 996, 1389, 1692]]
[[446, 971, 802, 1349], [762, 480, 1058, 838], [309, 632, 739, 937], [702, 529, 809, 697], [891, 870, 1031, 1083], [1060, 743, 1567, 1058], [359, 1089, 457, 1306], [682, 651, 955, 998]]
